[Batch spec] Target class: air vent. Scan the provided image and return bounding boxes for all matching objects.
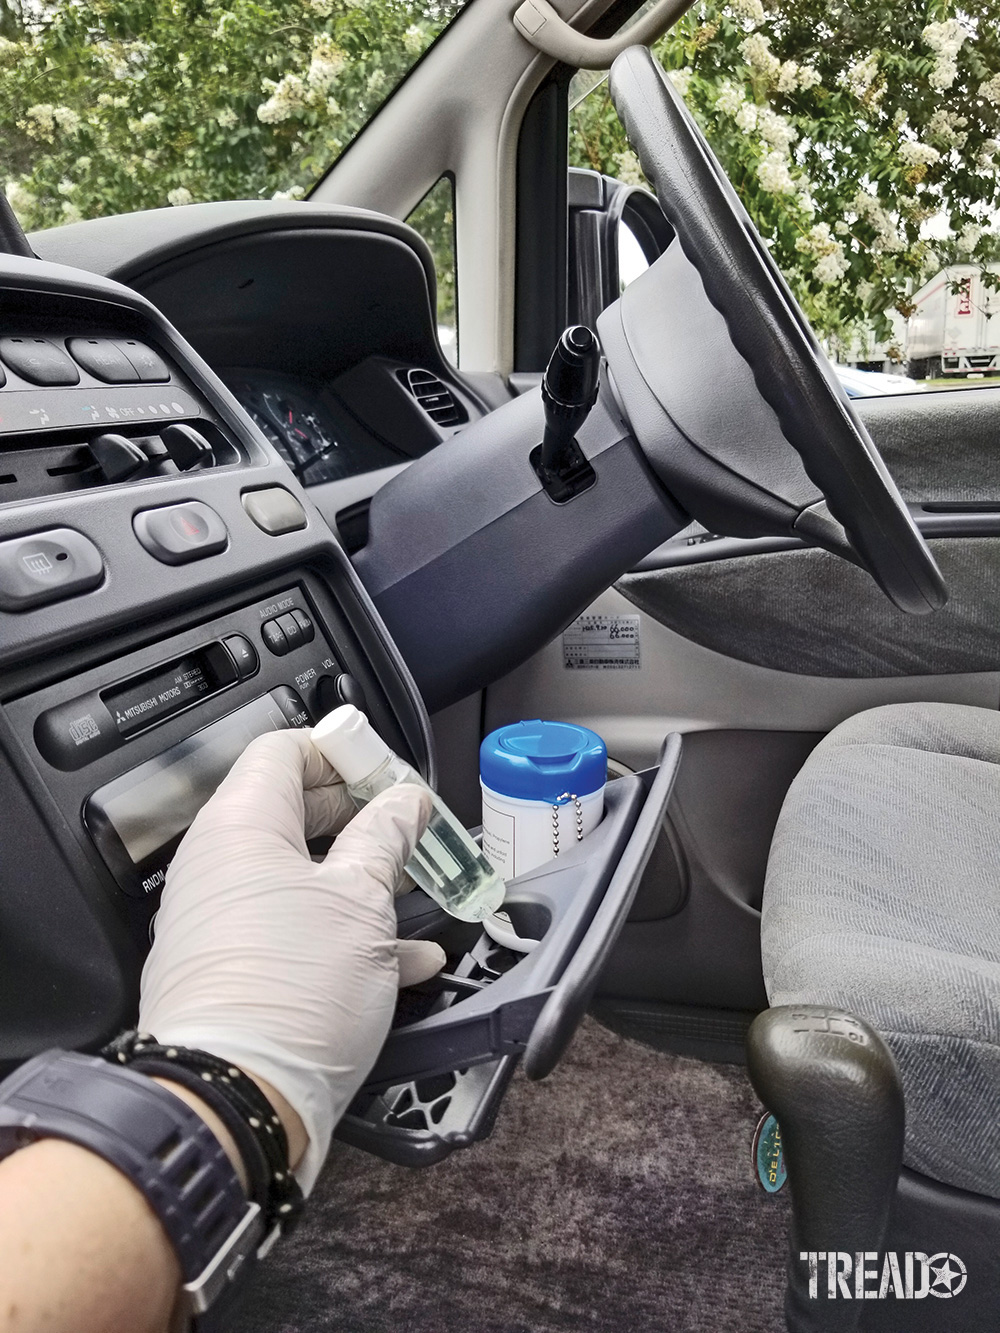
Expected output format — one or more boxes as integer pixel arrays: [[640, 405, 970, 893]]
[[399, 368, 467, 428]]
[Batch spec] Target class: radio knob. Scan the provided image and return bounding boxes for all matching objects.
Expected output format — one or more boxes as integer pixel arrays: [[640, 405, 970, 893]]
[[314, 672, 366, 718]]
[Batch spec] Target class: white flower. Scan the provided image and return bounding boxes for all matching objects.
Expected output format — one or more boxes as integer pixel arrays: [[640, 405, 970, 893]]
[[74, 156, 91, 172], [814, 251, 849, 285], [927, 108, 968, 149], [60, 202, 83, 224], [757, 106, 797, 153], [922, 20, 968, 59], [668, 67, 693, 98], [22, 104, 56, 139], [930, 57, 958, 91], [21, 105, 79, 140], [257, 74, 310, 124], [976, 139, 999, 170], [308, 0, 334, 13], [271, 186, 306, 201], [729, 0, 765, 26], [835, 220, 849, 235], [957, 223, 983, 253], [216, 108, 238, 131], [307, 37, 346, 91], [402, 24, 424, 57], [366, 69, 386, 97], [853, 191, 905, 253], [734, 102, 758, 133], [740, 33, 780, 81], [757, 150, 795, 193], [897, 140, 940, 168], [614, 149, 645, 188], [857, 280, 876, 304], [980, 73, 1000, 106], [128, 111, 161, 135], [796, 222, 848, 285], [177, 53, 191, 73], [4, 180, 35, 216], [716, 80, 746, 116], [797, 64, 821, 91], [167, 187, 193, 207], [840, 53, 881, 102], [777, 60, 799, 93], [57, 178, 76, 196]]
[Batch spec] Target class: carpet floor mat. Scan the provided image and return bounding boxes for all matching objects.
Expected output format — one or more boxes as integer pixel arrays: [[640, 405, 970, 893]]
[[240, 1016, 789, 1333]]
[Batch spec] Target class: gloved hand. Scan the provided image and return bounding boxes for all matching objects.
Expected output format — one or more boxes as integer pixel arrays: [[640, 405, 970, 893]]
[[138, 728, 446, 1192]]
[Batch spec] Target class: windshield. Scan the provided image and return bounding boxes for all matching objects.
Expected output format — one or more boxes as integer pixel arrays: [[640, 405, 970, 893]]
[[3, 1, 466, 230], [570, 1, 1000, 393]]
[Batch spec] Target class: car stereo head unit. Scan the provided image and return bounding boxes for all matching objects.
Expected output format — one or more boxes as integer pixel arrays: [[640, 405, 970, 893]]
[[84, 689, 309, 898]]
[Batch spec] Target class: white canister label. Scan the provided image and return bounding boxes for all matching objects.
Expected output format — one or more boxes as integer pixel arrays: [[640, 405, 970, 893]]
[[481, 782, 604, 882]]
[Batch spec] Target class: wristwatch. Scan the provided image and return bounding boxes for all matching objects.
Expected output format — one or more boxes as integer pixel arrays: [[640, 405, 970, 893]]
[[0, 1049, 265, 1331]]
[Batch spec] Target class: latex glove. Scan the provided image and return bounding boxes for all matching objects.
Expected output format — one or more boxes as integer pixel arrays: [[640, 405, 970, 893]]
[[138, 728, 446, 1192]]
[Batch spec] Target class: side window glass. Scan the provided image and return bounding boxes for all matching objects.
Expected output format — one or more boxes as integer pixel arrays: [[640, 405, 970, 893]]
[[407, 176, 458, 365]]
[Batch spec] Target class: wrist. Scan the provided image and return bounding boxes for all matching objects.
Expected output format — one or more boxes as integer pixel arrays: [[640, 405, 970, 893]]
[[151, 1068, 307, 1192]]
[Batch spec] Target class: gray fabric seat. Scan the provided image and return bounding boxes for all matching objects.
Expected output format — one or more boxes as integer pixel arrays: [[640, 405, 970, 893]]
[[761, 701, 1000, 1198]]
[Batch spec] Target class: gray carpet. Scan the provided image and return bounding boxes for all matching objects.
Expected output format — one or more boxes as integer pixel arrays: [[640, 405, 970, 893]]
[[240, 1017, 789, 1333]]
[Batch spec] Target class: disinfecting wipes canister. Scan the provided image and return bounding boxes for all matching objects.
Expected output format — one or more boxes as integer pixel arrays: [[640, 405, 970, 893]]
[[479, 720, 607, 882]]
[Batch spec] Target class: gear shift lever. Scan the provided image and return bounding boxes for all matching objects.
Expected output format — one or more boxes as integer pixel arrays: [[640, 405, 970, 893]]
[[531, 325, 600, 503]]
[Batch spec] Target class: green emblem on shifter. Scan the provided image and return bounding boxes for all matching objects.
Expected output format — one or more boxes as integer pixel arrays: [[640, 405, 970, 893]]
[[753, 1113, 787, 1193]]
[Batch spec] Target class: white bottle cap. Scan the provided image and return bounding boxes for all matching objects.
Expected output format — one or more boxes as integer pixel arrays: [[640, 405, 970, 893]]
[[311, 704, 392, 787]]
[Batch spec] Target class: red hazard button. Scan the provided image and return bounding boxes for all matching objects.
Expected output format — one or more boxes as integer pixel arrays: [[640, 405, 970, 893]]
[[133, 502, 228, 565]]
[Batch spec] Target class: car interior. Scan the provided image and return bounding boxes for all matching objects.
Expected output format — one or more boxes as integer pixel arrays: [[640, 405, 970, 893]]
[[2, 0, 999, 1329]]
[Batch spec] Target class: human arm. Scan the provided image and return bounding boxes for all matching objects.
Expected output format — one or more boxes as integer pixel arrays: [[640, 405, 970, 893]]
[[0, 729, 444, 1332]]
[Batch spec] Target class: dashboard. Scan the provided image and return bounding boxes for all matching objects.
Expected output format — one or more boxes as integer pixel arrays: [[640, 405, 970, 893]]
[[31, 200, 489, 502], [0, 209, 451, 1068]]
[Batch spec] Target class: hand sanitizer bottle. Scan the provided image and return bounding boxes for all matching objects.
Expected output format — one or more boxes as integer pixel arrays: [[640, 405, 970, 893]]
[[311, 704, 505, 923]]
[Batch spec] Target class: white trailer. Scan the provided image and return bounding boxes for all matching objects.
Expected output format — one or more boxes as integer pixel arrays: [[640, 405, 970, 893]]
[[907, 263, 1000, 377]]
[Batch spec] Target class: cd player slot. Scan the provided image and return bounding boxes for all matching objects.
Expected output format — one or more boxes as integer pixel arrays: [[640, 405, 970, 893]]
[[34, 634, 259, 771], [102, 643, 237, 739]]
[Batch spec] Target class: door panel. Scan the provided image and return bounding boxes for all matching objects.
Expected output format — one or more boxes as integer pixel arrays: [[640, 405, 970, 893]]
[[859, 388, 1000, 503], [618, 537, 1000, 677], [483, 587, 1000, 775]]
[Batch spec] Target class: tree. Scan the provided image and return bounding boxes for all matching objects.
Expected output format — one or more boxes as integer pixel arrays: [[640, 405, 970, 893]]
[[1, 1, 461, 225], [571, 0, 1000, 350]]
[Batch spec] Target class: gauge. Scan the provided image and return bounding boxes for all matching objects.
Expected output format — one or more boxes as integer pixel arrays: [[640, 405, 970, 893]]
[[259, 391, 340, 473], [230, 373, 403, 485]]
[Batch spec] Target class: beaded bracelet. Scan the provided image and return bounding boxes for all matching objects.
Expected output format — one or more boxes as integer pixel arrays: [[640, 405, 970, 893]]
[[102, 1031, 304, 1238]]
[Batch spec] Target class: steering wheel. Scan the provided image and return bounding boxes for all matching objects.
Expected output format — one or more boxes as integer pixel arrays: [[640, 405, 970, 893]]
[[604, 46, 946, 616]]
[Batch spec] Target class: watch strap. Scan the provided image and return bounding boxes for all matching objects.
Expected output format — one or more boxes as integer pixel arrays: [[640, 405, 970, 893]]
[[0, 1049, 262, 1330]]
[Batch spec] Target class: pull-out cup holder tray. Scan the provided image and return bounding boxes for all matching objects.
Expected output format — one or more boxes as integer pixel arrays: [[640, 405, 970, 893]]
[[336, 734, 681, 1165]]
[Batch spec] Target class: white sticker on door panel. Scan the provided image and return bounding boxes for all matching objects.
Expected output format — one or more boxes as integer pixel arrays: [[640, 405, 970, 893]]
[[563, 614, 640, 669]]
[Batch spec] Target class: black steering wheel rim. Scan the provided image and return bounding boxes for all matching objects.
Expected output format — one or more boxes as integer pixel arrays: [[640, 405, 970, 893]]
[[608, 45, 946, 615]]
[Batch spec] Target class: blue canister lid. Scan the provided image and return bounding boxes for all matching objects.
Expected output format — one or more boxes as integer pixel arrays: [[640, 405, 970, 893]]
[[480, 719, 607, 802]]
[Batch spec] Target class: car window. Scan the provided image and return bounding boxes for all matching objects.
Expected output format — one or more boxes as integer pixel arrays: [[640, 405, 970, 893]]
[[407, 175, 458, 363], [569, 1, 1000, 395], [3, 2, 467, 228]]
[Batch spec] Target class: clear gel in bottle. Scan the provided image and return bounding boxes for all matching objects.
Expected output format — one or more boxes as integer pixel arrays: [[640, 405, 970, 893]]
[[311, 704, 505, 922]]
